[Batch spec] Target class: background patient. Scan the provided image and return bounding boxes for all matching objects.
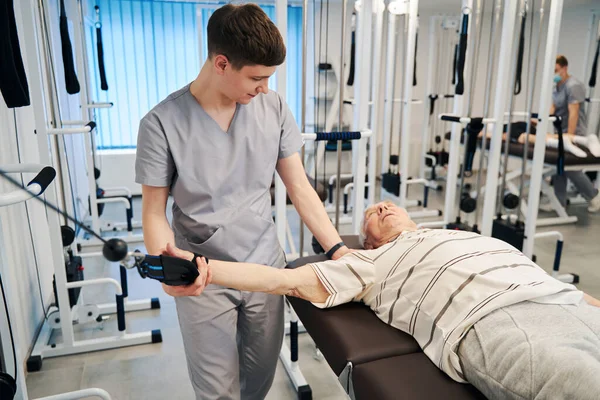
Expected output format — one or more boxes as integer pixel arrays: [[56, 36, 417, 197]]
[[165, 201, 600, 400]]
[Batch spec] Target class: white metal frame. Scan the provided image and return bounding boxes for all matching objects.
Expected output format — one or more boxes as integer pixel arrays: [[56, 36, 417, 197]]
[[522, 0, 565, 258], [69, 0, 144, 247], [419, 16, 459, 189], [17, 0, 159, 371], [378, 0, 440, 219], [0, 164, 112, 400]]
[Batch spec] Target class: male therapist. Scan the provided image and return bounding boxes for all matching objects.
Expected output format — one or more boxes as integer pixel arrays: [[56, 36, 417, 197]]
[[135, 4, 350, 399], [547, 55, 600, 212]]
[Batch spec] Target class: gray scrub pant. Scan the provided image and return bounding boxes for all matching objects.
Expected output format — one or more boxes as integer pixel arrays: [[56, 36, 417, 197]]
[[458, 300, 600, 400], [175, 288, 284, 400], [553, 171, 598, 206]]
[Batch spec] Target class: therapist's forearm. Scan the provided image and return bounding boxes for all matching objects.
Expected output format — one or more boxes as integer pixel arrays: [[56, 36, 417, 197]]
[[143, 213, 175, 255], [287, 180, 344, 253]]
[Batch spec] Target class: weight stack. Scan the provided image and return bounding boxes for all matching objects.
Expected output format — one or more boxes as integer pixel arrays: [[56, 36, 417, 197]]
[[492, 218, 525, 251], [382, 173, 400, 196], [53, 255, 85, 308]]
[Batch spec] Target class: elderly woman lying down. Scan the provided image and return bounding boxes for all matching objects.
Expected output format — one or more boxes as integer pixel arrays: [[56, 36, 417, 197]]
[[164, 201, 600, 400]]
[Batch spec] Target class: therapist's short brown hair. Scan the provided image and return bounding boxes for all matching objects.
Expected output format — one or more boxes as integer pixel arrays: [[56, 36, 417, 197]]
[[556, 55, 569, 67], [207, 3, 286, 69]]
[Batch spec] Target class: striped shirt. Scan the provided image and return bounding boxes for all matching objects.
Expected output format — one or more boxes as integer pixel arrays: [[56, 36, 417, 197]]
[[308, 229, 582, 382]]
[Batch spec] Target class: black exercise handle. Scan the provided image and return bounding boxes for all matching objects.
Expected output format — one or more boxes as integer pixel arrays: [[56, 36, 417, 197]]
[[455, 14, 469, 95], [464, 118, 485, 173], [428, 95, 438, 116], [514, 11, 527, 95], [95, 6, 108, 91], [589, 36, 600, 88], [27, 166, 56, 194], [314, 131, 362, 141], [440, 115, 462, 123]]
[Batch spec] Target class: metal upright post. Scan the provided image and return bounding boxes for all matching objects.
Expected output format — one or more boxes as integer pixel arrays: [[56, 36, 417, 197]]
[[479, 0, 520, 235], [523, 0, 565, 257], [351, 0, 373, 232], [275, 0, 288, 254]]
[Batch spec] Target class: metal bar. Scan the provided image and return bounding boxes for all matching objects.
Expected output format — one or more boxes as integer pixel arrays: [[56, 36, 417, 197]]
[[299, 0, 308, 257], [398, 0, 419, 208], [368, 0, 385, 205], [335, 0, 349, 230], [480, 0, 520, 235], [523, 0, 565, 257]]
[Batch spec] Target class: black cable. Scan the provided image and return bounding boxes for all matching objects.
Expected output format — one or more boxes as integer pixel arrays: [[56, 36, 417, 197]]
[[589, 36, 600, 88], [0, 273, 17, 383], [13, 113, 49, 320], [0, 170, 110, 247], [455, 14, 469, 95], [513, 11, 526, 95]]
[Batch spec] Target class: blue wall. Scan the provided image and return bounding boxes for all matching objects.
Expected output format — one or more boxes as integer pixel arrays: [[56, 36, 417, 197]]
[[86, 0, 303, 149]]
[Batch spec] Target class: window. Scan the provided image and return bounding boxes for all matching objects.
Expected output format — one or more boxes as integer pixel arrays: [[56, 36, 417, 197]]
[[86, 0, 303, 150]]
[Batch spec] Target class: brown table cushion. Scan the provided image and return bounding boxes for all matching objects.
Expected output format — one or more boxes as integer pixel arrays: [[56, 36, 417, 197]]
[[288, 297, 421, 376], [286, 239, 421, 376], [352, 353, 486, 400], [443, 131, 600, 166], [270, 174, 327, 205]]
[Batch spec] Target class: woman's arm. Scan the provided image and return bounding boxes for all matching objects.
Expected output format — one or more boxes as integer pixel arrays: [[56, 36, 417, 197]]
[[162, 243, 329, 303]]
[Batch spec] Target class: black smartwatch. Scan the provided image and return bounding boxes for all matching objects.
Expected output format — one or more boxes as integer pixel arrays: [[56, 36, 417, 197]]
[[191, 253, 209, 265], [325, 242, 345, 259]]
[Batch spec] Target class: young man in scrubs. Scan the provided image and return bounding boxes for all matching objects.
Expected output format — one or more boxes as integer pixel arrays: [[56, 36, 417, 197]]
[[135, 4, 351, 399], [547, 55, 600, 212]]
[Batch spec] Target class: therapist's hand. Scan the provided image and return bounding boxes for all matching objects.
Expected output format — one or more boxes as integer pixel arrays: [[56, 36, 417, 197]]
[[160, 243, 212, 297]]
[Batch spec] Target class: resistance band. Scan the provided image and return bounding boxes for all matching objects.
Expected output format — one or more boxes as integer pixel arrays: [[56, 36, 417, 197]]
[[0, 0, 30, 108], [59, 0, 80, 94]]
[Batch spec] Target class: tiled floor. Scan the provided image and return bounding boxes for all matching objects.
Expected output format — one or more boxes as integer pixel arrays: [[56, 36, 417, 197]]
[[25, 180, 600, 399]]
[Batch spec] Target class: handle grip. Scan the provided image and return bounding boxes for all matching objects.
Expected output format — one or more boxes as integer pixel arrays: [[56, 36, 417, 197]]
[[440, 115, 461, 123], [27, 166, 56, 194]]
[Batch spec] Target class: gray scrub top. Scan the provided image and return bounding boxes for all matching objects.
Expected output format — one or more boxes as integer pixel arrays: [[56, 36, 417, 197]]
[[552, 76, 588, 136], [135, 84, 304, 268]]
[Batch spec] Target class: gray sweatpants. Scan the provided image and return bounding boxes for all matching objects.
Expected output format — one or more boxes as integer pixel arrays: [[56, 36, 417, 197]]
[[175, 288, 284, 400], [554, 171, 598, 206], [458, 300, 600, 400]]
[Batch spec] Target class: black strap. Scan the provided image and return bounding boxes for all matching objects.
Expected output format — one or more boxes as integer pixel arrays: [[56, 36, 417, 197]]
[[428, 94, 438, 116], [0, 0, 31, 108], [347, 16, 356, 87], [463, 118, 485, 173], [191, 253, 209, 265], [325, 242, 345, 259], [552, 116, 565, 176], [95, 6, 108, 91], [452, 43, 458, 85], [413, 32, 418, 86], [59, 0, 80, 94], [455, 14, 469, 95], [589, 36, 600, 88], [514, 11, 527, 95]]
